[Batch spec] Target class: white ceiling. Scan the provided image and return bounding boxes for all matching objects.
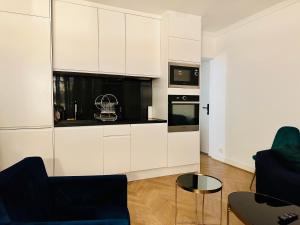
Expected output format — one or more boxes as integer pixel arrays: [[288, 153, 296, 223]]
[[88, 0, 286, 32]]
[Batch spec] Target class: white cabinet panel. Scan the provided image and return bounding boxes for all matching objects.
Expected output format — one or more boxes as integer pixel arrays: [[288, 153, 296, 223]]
[[167, 11, 201, 40], [103, 136, 130, 174], [0, 128, 53, 175], [0, 12, 52, 128], [168, 131, 200, 167], [126, 15, 160, 77], [103, 125, 130, 137], [0, 0, 49, 17], [54, 127, 103, 176], [169, 37, 201, 63], [131, 123, 167, 171], [99, 9, 125, 74], [53, 1, 98, 72]]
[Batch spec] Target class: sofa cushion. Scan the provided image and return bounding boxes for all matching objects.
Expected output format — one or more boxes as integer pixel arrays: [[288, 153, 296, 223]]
[[273, 145, 300, 172], [53, 205, 130, 225], [0, 157, 51, 222]]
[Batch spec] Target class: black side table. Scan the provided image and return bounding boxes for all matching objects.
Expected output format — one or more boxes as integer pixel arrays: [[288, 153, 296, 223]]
[[175, 173, 223, 225]]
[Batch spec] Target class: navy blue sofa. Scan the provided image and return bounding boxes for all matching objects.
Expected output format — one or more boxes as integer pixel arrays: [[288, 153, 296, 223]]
[[0, 157, 130, 225], [256, 150, 300, 206]]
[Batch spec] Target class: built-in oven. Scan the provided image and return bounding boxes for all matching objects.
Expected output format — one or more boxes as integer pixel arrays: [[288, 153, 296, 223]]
[[169, 63, 200, 88], [168, 95, 199, 132]]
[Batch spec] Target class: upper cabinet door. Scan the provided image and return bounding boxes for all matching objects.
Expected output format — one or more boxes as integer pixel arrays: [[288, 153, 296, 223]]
[[0, 12, 52, 128], [0, 0, 50, 17], [169, 37, 201, 63], [99, 9, 125, 74], [167, 11, 201, 40], [126, 15, 160, 78], [53, 1, 98, 72]]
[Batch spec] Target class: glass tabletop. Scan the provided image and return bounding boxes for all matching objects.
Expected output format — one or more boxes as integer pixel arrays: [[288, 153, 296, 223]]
[[176, 173, 223, 193], [228, 192, 300, 225]]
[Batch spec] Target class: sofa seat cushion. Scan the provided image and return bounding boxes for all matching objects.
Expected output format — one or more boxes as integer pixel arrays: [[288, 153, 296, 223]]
[[53, 205, 130, 225], [273, 145, 300, 172]]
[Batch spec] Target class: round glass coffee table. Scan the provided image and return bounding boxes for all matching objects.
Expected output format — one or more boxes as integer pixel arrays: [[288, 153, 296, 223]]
[[175, 173, 223, 225]]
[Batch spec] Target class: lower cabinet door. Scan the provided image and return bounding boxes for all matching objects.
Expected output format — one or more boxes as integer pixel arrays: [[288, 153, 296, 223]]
[[103, 136, 130, 174], [54, 126, 103, 176], [168, 131, 200, 167], [131, 123, 167, 171], [0, 128, 53, 175]]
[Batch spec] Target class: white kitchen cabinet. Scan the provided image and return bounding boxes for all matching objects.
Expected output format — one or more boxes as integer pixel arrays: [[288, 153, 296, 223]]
[[0, 0, 50, 17], [169, 37, 201, 63], [103, 136, 131, 174], [0, 128, 53, 175], [99, 9, 125, 74], [168, 131, 200, 167], [167, 11, 201, 40], [0, 12, 52, 128], [131, 123, 167, 171], [53, 1, 98, 72], [126, 14, 160, 77], [54, 127, 103, 176]]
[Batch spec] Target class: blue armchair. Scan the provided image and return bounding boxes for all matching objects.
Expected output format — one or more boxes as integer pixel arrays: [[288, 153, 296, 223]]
[[256, 150, 300, 206], [0, 157, 130, 225]]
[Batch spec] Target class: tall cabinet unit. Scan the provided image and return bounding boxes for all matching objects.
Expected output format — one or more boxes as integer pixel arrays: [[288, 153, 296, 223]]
[[0, 1, 53, 174], [153, 11, 202, 169]]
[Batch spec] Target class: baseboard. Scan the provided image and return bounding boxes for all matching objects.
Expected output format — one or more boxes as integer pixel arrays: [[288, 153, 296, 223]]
[[210, 154, 255, 173], [126, 164, 200, 181]]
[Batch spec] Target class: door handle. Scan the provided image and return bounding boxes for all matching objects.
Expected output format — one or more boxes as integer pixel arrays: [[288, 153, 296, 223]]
[[202, 104, 209, 115]]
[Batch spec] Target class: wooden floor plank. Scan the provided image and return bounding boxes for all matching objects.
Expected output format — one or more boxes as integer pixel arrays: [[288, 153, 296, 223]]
[[128, 153, 255, 225]]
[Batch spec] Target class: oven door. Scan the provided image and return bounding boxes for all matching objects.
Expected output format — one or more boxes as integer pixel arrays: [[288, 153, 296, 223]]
[[169, 63, 199, 88], [168, 96, 199, 132]]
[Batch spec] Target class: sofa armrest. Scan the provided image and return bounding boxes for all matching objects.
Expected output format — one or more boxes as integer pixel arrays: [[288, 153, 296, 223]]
[[0, 200, 10, 225], [48, 175, 127, 208]]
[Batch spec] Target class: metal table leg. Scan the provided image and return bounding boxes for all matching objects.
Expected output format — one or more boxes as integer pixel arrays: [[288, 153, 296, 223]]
[[195, 193, 198, 224], [175, 184, 178, 225], [227, 204, 230, 225], [220, 189, 223, 225], [202, 193, 205, 225]]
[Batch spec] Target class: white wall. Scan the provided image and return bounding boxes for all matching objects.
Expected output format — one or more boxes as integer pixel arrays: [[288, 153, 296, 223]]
[[210, 0, 300, 171]]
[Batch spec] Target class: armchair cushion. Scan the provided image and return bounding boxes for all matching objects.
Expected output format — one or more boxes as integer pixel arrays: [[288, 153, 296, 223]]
[[273, 145, 300, 172], [256, 150, 300, 205]]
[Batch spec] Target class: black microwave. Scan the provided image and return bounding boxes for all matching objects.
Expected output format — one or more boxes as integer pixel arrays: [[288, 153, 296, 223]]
[[169, 63, 200, 88]]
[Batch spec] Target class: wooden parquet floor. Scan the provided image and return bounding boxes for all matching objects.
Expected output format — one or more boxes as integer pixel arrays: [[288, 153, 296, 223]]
[[128, 153, 255, 225]]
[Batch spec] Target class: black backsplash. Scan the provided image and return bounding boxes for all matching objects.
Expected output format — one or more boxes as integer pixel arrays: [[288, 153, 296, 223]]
[[53, 72, 152, 121]]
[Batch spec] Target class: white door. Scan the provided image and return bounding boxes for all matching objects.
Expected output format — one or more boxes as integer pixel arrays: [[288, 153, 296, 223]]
[[0, 0, 50, 17], [0, 128, 54, 175], [168, 37, 201, 63], [200, 59, 211, 153], [98, 9, 125, 74], [131, 123, 167, 171], [53, 0, 98, 72], [168, 131, 200, 166], [0, 12, 52, 128], [103, 136, 131, 175], [54, 126, 103, 176], [126, 14, 160, 77]]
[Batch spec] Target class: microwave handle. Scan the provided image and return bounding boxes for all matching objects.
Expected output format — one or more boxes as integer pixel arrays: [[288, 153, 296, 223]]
[[171, 101, 200, 104]]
